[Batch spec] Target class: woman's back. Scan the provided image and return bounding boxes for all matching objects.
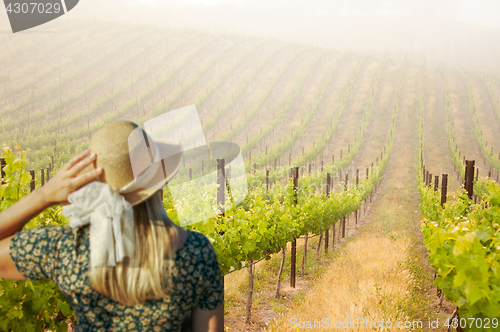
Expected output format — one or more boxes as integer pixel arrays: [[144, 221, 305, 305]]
[[10, 224, 224, 331], [3, 121, 224, 330]]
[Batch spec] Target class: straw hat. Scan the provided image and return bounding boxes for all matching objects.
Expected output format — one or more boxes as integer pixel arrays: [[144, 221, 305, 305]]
[[81, 121, 183, 206]]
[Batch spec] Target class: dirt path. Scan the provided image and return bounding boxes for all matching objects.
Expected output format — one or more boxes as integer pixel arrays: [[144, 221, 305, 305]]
[[424, 65, 461, 194], [260, 63, 455, 332]]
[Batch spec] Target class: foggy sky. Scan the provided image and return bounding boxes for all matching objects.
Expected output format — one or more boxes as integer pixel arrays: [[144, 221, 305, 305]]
[[2, 0, 500, 69], [131, 0, 500, 28]]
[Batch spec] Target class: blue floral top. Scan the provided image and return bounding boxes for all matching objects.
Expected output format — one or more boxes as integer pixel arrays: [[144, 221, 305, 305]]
[[9, 225, 224, 331]]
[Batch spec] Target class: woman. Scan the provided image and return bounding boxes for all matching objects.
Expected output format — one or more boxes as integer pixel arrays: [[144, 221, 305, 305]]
[[0, 121, 224, 331]]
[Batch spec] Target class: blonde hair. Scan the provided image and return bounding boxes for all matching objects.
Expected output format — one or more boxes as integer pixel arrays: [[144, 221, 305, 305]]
[[89, 192, 180, 306]]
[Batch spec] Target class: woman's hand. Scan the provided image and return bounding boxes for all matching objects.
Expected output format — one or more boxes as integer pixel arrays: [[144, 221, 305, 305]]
[[40, 149, 103, 206], [0, 150, 102, 240]]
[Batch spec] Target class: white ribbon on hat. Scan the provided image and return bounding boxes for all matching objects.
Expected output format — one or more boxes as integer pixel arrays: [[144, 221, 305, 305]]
[[62, 139, 163, 268], [63, 182, 134, 268]]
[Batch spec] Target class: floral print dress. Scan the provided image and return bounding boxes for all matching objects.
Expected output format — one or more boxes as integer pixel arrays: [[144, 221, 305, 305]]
[[9, 225, 224, 331]]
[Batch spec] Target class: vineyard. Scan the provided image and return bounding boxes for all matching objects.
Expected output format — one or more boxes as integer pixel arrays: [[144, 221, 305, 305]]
[[1, 18, 500, 332]]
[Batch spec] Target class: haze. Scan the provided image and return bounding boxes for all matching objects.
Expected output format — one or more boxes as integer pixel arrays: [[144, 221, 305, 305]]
[[3, 0, 496, 68]]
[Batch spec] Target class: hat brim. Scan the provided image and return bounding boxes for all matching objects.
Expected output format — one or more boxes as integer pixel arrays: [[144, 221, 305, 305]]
[[124, 140, 184, 206], [79, 140, 183, 206]]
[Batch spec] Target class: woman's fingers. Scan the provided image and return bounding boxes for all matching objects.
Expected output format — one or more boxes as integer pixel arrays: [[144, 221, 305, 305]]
[[70, 168, 102, 190], [39, 151, 101, 206], [67, 153, 97, 177], [63, 149, 91, 171]]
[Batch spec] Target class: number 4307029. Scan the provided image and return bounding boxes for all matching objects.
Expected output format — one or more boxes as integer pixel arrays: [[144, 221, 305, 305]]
[[5, 3, 62, 14], [444, 318, 499, 329]]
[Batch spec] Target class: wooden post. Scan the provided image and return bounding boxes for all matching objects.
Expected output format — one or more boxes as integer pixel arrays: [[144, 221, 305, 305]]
[[30, 170, 35, 192], [325, 173, 331, 253], [465, 160, 475, 200], [189, 168, 192, 181], [0, 158, 5, 200], [245, 261, 253, 324], [326, 173, 331, 197], [266, 169, 269, 190], [441, 174, 448, 206], [434, 175, 439, 192], [47, 167, 50, 181], [0, 158, 5, 183], [291, 167, 298, 288], [41, 169, 45, 186], [342, 216, 346, 239], [217, 159, 226, 216]]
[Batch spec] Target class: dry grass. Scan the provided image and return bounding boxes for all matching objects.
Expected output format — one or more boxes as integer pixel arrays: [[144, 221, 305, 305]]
[[262, 191, 416, 331]]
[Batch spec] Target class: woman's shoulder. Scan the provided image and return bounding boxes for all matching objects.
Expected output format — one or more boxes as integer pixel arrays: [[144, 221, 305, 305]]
[[184, 230, 214, 248], [16, 224, 91, 263], [14, 224, 78, 243], [10, 224, 89, 281], [25, 224, 89, 247], [180, 230, 219, 266]]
